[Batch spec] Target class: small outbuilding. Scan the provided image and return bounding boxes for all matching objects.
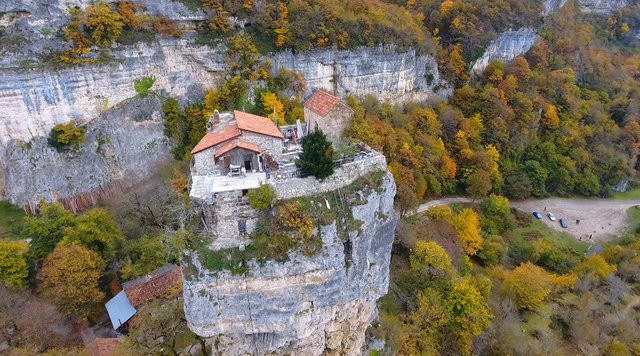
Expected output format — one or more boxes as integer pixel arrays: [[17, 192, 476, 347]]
[[303, 90, 354, 148]]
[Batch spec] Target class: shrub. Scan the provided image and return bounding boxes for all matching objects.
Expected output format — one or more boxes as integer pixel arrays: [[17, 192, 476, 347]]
[[247, 183, 276, 210], [278, 202, 314, 238], [134, 76, 155, 97], [49, 120, 86, 150], [296, 130, 334, 179]]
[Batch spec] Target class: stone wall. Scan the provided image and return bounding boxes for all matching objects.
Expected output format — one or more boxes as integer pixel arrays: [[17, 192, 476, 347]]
[[304, 103, 354, 148], [241, 132, 284, 162], [199, 190, 260, 250], [271, 153, 387, 201], [192, 147, 217, 176]]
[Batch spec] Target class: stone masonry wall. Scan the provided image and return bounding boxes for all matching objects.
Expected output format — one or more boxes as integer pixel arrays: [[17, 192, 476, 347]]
[[271, 154, 387, 200], [241, 132, 284, 162], [304, 104, 354, 149]]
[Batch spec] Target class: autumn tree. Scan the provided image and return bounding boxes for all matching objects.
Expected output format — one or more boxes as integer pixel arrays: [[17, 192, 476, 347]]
[[278, 202, 314, 238], [296, 130, 334, 179], [502, 262, 553, 310], [451, 208, 482, 256], [38, 245, 105, 318], [572, 255, 617, 281], [261, 92, 286, 125], [477, 235, 507, 266], [0, 240, 28, 287], [84, 1, 125, 47], [49, 120, 86, 151], [466, 169, 492, 200], [410, 240, 455, 276], [395, 185, 419, 217]]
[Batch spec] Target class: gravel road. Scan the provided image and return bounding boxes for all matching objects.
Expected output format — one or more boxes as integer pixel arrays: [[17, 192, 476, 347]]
[[415, 197, 640, 242]]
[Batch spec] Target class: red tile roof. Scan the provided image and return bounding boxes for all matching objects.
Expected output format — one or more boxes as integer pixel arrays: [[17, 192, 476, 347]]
[[214, 140, 263, 159], [86, 338, 120, 356], [304, 90, 341, 117], [234, 110, 284, 139], [122, 265, 182, 308], [191, 125, 241, 154]]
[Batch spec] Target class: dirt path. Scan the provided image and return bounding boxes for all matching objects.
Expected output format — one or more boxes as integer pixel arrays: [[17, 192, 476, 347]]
[[415, 197, 640, 242]]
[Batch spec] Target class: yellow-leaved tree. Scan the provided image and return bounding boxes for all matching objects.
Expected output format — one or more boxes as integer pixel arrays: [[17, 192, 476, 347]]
[[451, 208, 482, 255], [261, 92, 286, 125], [38, 245, 105, 318], [0, 240, 29, 287], [502, 262, 552, 310]]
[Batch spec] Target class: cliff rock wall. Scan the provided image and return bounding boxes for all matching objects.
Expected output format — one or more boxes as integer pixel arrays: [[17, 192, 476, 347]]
[[472, 29, 539, 74], [183, 171, 397, 355]]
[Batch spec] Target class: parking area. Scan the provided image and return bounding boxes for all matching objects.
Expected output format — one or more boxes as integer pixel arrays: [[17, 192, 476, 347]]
[[511, 198, 639, 242]]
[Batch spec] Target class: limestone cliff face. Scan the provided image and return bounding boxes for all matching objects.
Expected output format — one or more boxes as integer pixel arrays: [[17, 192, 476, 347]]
[[2, 96, 171, 210], [472, 29, 539, 74], [544, 0, 630, 15], [0, 0, 446, 206], [183, 171, 397, 355]]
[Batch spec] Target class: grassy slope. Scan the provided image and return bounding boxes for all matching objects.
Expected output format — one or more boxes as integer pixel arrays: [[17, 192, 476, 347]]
[[612, 187, 640, 200], [513, 217, 590, 254], [0, 201, 26, 240]]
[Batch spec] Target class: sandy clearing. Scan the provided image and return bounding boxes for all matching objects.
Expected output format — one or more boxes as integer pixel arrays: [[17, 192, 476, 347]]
[[415, 197, 640, 242], [511, 198, 639, 242]]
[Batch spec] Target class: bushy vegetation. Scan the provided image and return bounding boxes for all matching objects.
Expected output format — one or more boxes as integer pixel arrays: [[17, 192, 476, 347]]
[[376, 198, 640, 354], [247, 183, 276, 210], [134, 75, 156, 97], [49, 120, 86, 151], [58, 0, 181, 64]]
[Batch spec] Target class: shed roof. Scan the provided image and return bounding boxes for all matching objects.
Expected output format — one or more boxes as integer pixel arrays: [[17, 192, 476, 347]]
[[122, 264, 182, 308], [234, 110, 284, 139], [215, 140, 263, 159], [304, 90, 341, 117], [191, 125, 241, 154], [105, 290, 136, 330]]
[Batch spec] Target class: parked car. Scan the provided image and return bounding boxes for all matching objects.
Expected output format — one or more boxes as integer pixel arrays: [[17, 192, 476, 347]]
[[533, 212, 543, 219], [547, 212, 556, 221], [559, 218, 568, 228]]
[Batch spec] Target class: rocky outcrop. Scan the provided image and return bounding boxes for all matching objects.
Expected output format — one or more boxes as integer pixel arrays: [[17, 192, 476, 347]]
[[2, 96, 171, 211], [183, 170, 397, 355], [544, 0, 631, 14], [472, 29, 539, 74], [272, 46, 450, 102]]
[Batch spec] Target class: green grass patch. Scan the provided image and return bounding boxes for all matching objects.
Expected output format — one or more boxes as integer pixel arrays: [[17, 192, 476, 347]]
[[514, 218, 589, 254], [0, 201, 27, 240], [605, 207, 640, 246], [612, 187, 640, 200]]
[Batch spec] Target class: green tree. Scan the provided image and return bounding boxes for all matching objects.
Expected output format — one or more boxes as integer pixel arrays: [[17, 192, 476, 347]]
[[247, 183, 276, 210], [120, 235, 166, 280], [118, 298, 202, 354], [478, 235, 507, 266], [38, 245, 105, 318], [479, 194, 516, 234], [447, 278, 493, 351], [466, 169, 492, 200], [0, 240, 28, 287], [296, 130, 334, 179], [25, 203, 77, 264], [60, 208, 124, 263]]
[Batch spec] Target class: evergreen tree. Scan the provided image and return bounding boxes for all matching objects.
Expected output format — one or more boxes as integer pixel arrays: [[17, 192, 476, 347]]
[[296, 130, 334, 179]]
